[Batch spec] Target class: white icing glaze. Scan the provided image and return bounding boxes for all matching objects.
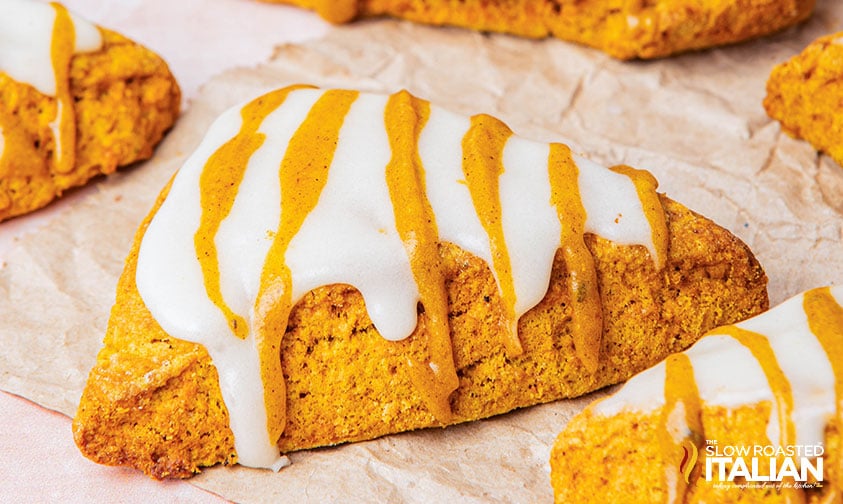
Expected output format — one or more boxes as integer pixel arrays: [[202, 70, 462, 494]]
[[833, 287, 843, 308], [418, 106, 492, 266], [576, 155, 657, 263], [736, 290, 836, 448], [216, 90, 321, 328], [136, 87, 662, 468], [286, 91, 419, 340], [137, 104, 244, 343], [0, 0, 102, 96], [688, 335, 774, 411], [594, 359, 667, 416], [665, 401, 688, 444], [499, 137, 560, 316], [136, 102, 289, 469], [689, 335, 782, 447], [593, 286, 841, 452]]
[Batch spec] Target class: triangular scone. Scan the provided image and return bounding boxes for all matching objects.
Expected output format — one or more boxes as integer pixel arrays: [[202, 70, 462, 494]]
[[266, 0, 815, 59], [551, 286, 842, 503], [0, 0, 180, 222], [73, 86, 768, 479], [765, 32, 843, 169]]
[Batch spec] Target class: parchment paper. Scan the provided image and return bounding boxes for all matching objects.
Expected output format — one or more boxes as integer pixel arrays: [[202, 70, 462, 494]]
[[2, 2, 843, 501]]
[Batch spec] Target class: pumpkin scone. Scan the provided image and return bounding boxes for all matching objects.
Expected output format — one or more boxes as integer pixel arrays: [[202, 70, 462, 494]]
[[0, 0, 180, 222], [73, 86, 768, 479], [765, 32, 843, 168], [551, 286, 842, 503], [266, 0, 815, 59]]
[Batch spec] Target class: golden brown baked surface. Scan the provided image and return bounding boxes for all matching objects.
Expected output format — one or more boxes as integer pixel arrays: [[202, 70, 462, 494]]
[[765, 32, 843, 168], [268, 0, 815, 59], [73, 180, 768, 478], [0, 27, 180, 222]]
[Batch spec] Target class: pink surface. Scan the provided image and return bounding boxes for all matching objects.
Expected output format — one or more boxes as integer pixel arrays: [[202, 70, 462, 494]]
[[0, 391, 229, 502]]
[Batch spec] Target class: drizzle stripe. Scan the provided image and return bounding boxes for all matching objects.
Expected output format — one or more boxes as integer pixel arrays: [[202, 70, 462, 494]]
[[803, 288, 843, 485], [49, 3, 76, 175], [384, 90, 458, 422], [498, 139, 562, 321], [461, 114, 522, 356], [418, 107, 494, 275], [659, 353, 703, 501], [720, 325, 796, 449], [195, 86, 310, 340], [548, 143, 602, 373], [255, 89, 359, 444], [609, 165, 668, 268]]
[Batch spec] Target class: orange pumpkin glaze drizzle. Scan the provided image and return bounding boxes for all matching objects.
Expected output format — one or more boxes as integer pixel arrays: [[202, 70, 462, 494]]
[[384, 90, 459, 422], [720, 325, 797, 451], [255, 89, 359, 444], [804, 288, 843, 492], [461, 113, 522, 356], [49, 3, 77, 175], [313, 0, 360, 23], [659, 353, 704, 499], [610, 165, 668, 269], [547, 143, 602, 373], [195, 85, 311, 340]]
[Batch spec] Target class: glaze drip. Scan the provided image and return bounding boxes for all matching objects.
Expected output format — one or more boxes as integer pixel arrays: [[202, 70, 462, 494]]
[[49, 4, 76, 175], [196, 86, 309, 341], [384, 90, 458, 422], [136, 86, 667, 468], [256, 88, 358, 443], [717, 326, 797, 450], [660, 353, 702, 501], [548, 143, 602, 372], [0, 0, 102, 173], [461, 114, 521, 356], [609, 164, 668, 269]]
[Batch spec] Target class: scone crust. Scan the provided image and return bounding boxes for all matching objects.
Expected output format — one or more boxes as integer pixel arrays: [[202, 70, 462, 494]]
[[765, 32, 843, 168], [0, 27, 180, 221], [269, 0, 815, 59], [73, 182, 768, 479]]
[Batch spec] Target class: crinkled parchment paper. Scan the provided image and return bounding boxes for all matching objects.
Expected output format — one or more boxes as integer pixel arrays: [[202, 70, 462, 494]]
[[2, 2, 843, 502]]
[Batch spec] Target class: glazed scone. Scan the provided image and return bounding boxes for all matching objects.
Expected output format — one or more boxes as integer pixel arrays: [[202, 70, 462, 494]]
[[73, 86, 768, 479], [267, 0, 815, 59], [0, 0, 180, 222], [765, 32, 843, 168], [551, 286, 842, 503]]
